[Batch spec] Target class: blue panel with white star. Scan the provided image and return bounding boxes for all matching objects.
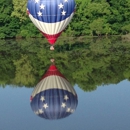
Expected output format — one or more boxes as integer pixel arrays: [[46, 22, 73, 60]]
[[30, 89, 78, 119], [27, 0, 76, 23]]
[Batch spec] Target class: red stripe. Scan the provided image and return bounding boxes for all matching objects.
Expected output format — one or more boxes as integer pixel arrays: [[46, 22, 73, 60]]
[[40, 65, 66, 80], [40, 31, 63, 45]]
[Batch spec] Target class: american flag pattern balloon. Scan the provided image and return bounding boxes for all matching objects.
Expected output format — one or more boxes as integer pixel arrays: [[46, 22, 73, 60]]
[[27, 0, 76, 45], [30, 65, 78, 119]]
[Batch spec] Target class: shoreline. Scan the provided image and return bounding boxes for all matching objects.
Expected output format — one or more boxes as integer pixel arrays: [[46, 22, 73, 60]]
[[0, 34, 130, 41]]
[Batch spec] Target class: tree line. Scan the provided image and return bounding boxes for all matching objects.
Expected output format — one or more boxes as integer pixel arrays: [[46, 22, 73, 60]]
[[0, 0, 130, 39]]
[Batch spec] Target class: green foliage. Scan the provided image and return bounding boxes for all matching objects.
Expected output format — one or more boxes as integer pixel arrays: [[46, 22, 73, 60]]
[[0, 0, 19, 38], [13, 54, 35, 86], [11, 0, 27, 21], [89, 18, 104, 36], [121, 24, 130, 34]]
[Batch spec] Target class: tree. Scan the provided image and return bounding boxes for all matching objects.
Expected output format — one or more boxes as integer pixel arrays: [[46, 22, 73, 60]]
[[13, 54, 35, 86], [121, 24, 130, 34], [11, 0, 27, 21], [0, 0, 19, 38], [89, 18, 105, 36]]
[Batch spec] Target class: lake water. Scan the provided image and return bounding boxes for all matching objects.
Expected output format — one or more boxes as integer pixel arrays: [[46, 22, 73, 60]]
[[0, 38, 130, 130], [0, 81, 130, 130]]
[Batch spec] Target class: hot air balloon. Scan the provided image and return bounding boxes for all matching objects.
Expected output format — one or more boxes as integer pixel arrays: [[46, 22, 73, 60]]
[[30, 63, 78, 120], [27, 0, 76, 50]]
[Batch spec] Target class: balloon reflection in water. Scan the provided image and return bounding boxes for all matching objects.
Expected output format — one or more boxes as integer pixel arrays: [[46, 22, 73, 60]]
[[30, 64, 78, 120]]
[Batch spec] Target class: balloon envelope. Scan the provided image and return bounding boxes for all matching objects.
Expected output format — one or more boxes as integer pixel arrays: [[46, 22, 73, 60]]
[[27, 0, 76, 45], [30, 65, 78, 119]]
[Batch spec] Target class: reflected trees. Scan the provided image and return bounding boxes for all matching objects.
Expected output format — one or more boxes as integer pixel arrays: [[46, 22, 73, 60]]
[[0, 37, 130, 91]]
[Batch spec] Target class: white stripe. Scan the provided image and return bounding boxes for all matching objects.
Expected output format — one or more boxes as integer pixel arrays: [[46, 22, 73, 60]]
[[29, 13, 74, 35], [31, 76, 76, 97]]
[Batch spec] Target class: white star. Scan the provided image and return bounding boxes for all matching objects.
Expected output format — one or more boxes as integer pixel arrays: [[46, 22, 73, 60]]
[[71, 109, 75, 113], [64, 0, 68, 2], [64, 95, 69, 101], [35, 0, 39, 3], [39, 109, 44, 114], [40, 96, 45, 102], [61, 10, 66, 16], [40, 4, 45, 9], [66, 108, 71, 112], [34, 111, 39, 115], [43, 103, 48, 109], [58, 3, 64, 9], [61, 102, 66, 108], [37, 11, 42, 16]]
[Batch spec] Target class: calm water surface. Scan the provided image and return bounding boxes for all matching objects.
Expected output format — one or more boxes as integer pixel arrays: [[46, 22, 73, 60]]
[[0, 38, 130, 130], [0, 80, 130, 130]]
